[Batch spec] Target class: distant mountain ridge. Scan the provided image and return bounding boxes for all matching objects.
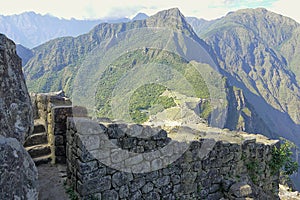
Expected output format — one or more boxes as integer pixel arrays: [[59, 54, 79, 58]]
[[0, 11, 131, 48]]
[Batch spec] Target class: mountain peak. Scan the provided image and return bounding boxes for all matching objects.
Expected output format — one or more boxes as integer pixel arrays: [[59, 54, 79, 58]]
[[143, 7, 202, 41], [132, 13, 149, 21], [146, 8, 187, 27], [153, 7, 185, 20]]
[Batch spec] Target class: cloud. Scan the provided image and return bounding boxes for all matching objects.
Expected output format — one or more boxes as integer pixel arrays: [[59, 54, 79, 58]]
[[209, 0, 278, 9], [0, 0, 298, 23], [270, 0, 300, 22]]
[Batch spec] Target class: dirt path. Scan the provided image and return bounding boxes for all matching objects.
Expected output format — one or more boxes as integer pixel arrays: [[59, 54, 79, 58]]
[[37, 164, 69, 200]]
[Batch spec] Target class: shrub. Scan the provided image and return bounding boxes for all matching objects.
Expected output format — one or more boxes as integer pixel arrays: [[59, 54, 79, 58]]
[[269, 137, 299, 176]]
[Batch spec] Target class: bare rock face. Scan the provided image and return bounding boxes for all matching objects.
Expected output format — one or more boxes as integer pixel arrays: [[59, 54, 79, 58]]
[[0, 34, 38, 199], [0, 136, 38, 199], [0, 33, 33, 143]]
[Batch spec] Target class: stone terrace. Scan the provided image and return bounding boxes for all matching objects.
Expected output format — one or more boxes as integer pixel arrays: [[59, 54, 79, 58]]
[[66, 117, 280, 200]]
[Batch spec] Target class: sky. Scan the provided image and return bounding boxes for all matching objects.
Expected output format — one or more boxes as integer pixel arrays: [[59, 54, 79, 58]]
[[0, 0, 299, 23]]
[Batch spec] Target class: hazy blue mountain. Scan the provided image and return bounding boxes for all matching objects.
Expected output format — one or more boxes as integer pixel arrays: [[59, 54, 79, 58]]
[[16, 44, 33, 66], [132, 13, 149, 21], [186, 17, 216, 34], [0, 11, 130, 48]]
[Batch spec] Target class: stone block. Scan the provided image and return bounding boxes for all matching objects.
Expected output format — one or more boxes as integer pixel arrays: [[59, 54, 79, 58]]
[[76, 158, 98, 174], [55, 145, 66, 156], [77, 176, 111, 195], [112, 172, 134, 187], [54, 135, 64, 146]]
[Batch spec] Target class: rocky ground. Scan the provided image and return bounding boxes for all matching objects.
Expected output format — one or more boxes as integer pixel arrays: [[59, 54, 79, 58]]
[[37, 164, 69, 200], [279, 184, 300, 200]]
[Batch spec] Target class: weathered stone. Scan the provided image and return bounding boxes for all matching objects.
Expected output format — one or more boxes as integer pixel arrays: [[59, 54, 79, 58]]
[[76, 158, 98, 174], [111, 149, 129, 163], [54, 135, 64, 146], [55, 145, 66, 156], [181, 172, 197, 184], [131, 161, 151, 173], [0, 136, 38, 199], [151, 158, 164, 170], [129, 190, 142, 200], [66, 118, 280, 199], [119, 185, 129, 198], [112, 172, 133, 187], [209, 184, 220, 193], [102, 190, 118, 200], [0, 34, 33, 142], [130, 178, 146, 192], [154, 176, 170, 187], [206, 192, 224, 200], [162, 193, 176, 200], [229, 182, 253, 198], [77, 167, 106, 183], [125, 154, 143, 166], [142, 182, 154, 193], [171, 174, 181, 185], [144, 191, 160, 200], [77, 176, 111, 195], [0, 35, 37, 199], [162, 184, 173, 194], [55, 156, 66, 164]]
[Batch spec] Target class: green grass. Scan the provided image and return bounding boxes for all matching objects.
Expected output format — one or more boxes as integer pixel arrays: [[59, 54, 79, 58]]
[[129, 83, 176, 123]]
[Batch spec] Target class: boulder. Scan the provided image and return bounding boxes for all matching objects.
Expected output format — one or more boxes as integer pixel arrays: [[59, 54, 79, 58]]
[[0, 136, 38, 199], [0, 34, 38, 199], [0, 33, 33, 143]]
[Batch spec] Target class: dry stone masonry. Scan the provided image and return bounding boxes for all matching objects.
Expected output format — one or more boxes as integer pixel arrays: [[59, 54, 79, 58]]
[[28, 91, 72, 164], [66, 117, 280, 199]]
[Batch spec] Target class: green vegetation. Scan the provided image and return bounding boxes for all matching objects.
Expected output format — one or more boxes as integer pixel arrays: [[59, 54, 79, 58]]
[[64, 181, 78, 200], [269, 138, 299, 176], [199, 100, 212, 120], [245, 160, 260, 184], [129, 83, 176, 123], [95, 48, 212, 123]]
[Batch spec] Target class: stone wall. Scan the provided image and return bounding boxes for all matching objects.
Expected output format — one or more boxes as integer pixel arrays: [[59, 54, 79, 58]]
[[51, 106, 73, 163], [66, 117, 280, 200], [30, 91, 72, 163]]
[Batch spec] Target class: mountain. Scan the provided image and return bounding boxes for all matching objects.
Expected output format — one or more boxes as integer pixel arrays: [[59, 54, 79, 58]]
[[0, 11, 130, 48], [190, 8, 300, 138], [23, 8, 300, 189], [189, 8, 300, 189], [186, 17, 215, 34], [24, 8, 205, 93], [23, 7, 300, 138], [132, 13, 149, 21], [16, 44, 33, 66]]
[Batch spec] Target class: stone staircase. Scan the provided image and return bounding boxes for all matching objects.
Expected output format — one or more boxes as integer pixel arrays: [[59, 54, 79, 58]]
[[25, 119, 52, 165]]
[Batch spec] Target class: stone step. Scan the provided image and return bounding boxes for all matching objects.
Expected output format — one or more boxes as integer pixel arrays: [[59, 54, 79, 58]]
[[26, 144, 51, 158], [33, 124, 46, 134], [33, 155, 52, 166], [33, 118, 46, 134], [24, 132, 48, 147]]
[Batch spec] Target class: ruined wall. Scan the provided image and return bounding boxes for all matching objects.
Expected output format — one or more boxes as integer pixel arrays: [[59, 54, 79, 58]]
[[66, 117, 280, 200], [30, 91, 72, 163]]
